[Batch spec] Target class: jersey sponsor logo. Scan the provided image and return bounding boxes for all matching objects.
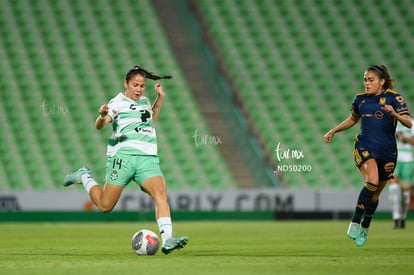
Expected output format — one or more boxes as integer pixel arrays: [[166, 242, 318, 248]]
[[129, 103, 151, 111], [374, 111, 384, 119], [139, 110, 151, 122], [135, 127, 153, 134]]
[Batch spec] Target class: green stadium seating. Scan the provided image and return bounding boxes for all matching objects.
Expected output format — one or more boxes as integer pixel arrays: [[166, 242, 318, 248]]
[[3, 0, 414, 191], [197, 0, 414, 189], [0, 0, 235, 191]]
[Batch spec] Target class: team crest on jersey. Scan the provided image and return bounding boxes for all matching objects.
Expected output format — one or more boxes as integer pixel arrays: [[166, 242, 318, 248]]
[[379, 97, 386, 105], [111, 170, 118, 180]]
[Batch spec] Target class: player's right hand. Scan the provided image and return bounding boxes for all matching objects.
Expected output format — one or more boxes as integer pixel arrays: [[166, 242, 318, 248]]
[[99, 104, 109, 117], [323, 130, 334, 143]]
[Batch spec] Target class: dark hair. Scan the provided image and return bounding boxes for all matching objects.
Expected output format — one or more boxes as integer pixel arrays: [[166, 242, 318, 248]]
[[367, 65, 396, 90], [125, 65, 172, 82]]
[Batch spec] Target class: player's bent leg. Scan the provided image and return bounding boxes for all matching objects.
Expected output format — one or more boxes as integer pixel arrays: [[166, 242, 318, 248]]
[[141, 176, 188, 254], [347, 159, 378, 243], [141, 176, 170, 219], [359, 159, 379, 186], [89, 182, 123, 213], [373, 180, 388, 201]]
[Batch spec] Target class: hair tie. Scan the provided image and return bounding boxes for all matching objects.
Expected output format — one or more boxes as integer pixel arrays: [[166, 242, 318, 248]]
[[132, 65, 172, 80]]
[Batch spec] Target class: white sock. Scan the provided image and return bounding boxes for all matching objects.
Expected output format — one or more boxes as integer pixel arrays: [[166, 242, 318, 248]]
[[402, 190, 411, 220], [157, 217, 173, 245], [80, 173, 99, 194], [389, 183, 402, 220]]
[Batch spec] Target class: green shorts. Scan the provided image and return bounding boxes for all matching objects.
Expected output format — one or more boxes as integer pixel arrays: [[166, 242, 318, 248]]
[[106, 152, 163, 186], [394, 161, 414, 182]]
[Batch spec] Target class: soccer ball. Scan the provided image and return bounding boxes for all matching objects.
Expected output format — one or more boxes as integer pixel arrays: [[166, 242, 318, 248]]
[[131, 229, 160, 256]]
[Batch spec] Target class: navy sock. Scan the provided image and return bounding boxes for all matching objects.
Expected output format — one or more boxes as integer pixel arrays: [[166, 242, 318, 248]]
[[361, 199, 379, 228], [352, 182, 377, 224]]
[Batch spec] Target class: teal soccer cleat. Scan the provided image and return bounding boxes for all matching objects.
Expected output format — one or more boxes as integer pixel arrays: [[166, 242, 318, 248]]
[[63, 167, 91, 187], [347, 222, 360, 240], [355, 226, 369, 247], [161, 236, 188, 255]]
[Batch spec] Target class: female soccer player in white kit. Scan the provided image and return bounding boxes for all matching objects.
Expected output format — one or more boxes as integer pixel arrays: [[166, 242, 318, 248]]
[[388, 119, 414, 229], [64, 65, 188, 254]]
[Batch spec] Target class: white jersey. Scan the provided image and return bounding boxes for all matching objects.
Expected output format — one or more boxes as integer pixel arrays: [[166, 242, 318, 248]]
[[106, 93, 157, 157], [396, 118, 414, 162]]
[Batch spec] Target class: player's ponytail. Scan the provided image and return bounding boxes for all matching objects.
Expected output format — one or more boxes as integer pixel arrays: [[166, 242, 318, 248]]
[[368, 65, 396, 90], [125, 65, 172, 82]]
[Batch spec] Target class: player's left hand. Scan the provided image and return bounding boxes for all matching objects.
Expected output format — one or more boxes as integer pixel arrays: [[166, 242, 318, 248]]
[[381, 105, 397, 117], [155, 83, 165, 97]]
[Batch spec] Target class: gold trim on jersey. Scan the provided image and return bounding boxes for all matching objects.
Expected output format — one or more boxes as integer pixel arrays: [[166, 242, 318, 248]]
[[353, 148, 362, 166]]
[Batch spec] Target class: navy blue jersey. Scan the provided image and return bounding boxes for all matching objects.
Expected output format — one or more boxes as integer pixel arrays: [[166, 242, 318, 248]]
[[352, 89, 409, 159]]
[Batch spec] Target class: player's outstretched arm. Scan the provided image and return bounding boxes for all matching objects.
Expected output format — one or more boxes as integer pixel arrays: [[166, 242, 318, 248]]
[[95, 104, 111, 130], [324, 114, 359, 143]]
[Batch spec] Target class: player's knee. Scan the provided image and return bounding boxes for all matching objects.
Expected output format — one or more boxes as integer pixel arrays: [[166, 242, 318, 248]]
[[365, 176, 379, 185], [98, 204, 115, 213], [100, 208, 112, 213]]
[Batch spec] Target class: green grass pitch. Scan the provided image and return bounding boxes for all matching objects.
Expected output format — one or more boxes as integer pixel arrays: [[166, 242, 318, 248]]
[[0, 220, 413, 274]]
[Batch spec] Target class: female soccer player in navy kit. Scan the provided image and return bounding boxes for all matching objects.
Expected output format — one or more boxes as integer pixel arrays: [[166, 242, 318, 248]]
[[324, 65, 412, 247]]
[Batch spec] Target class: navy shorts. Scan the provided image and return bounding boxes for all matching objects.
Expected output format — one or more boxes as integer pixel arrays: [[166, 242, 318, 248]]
[[353, 145, 396, 181]]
